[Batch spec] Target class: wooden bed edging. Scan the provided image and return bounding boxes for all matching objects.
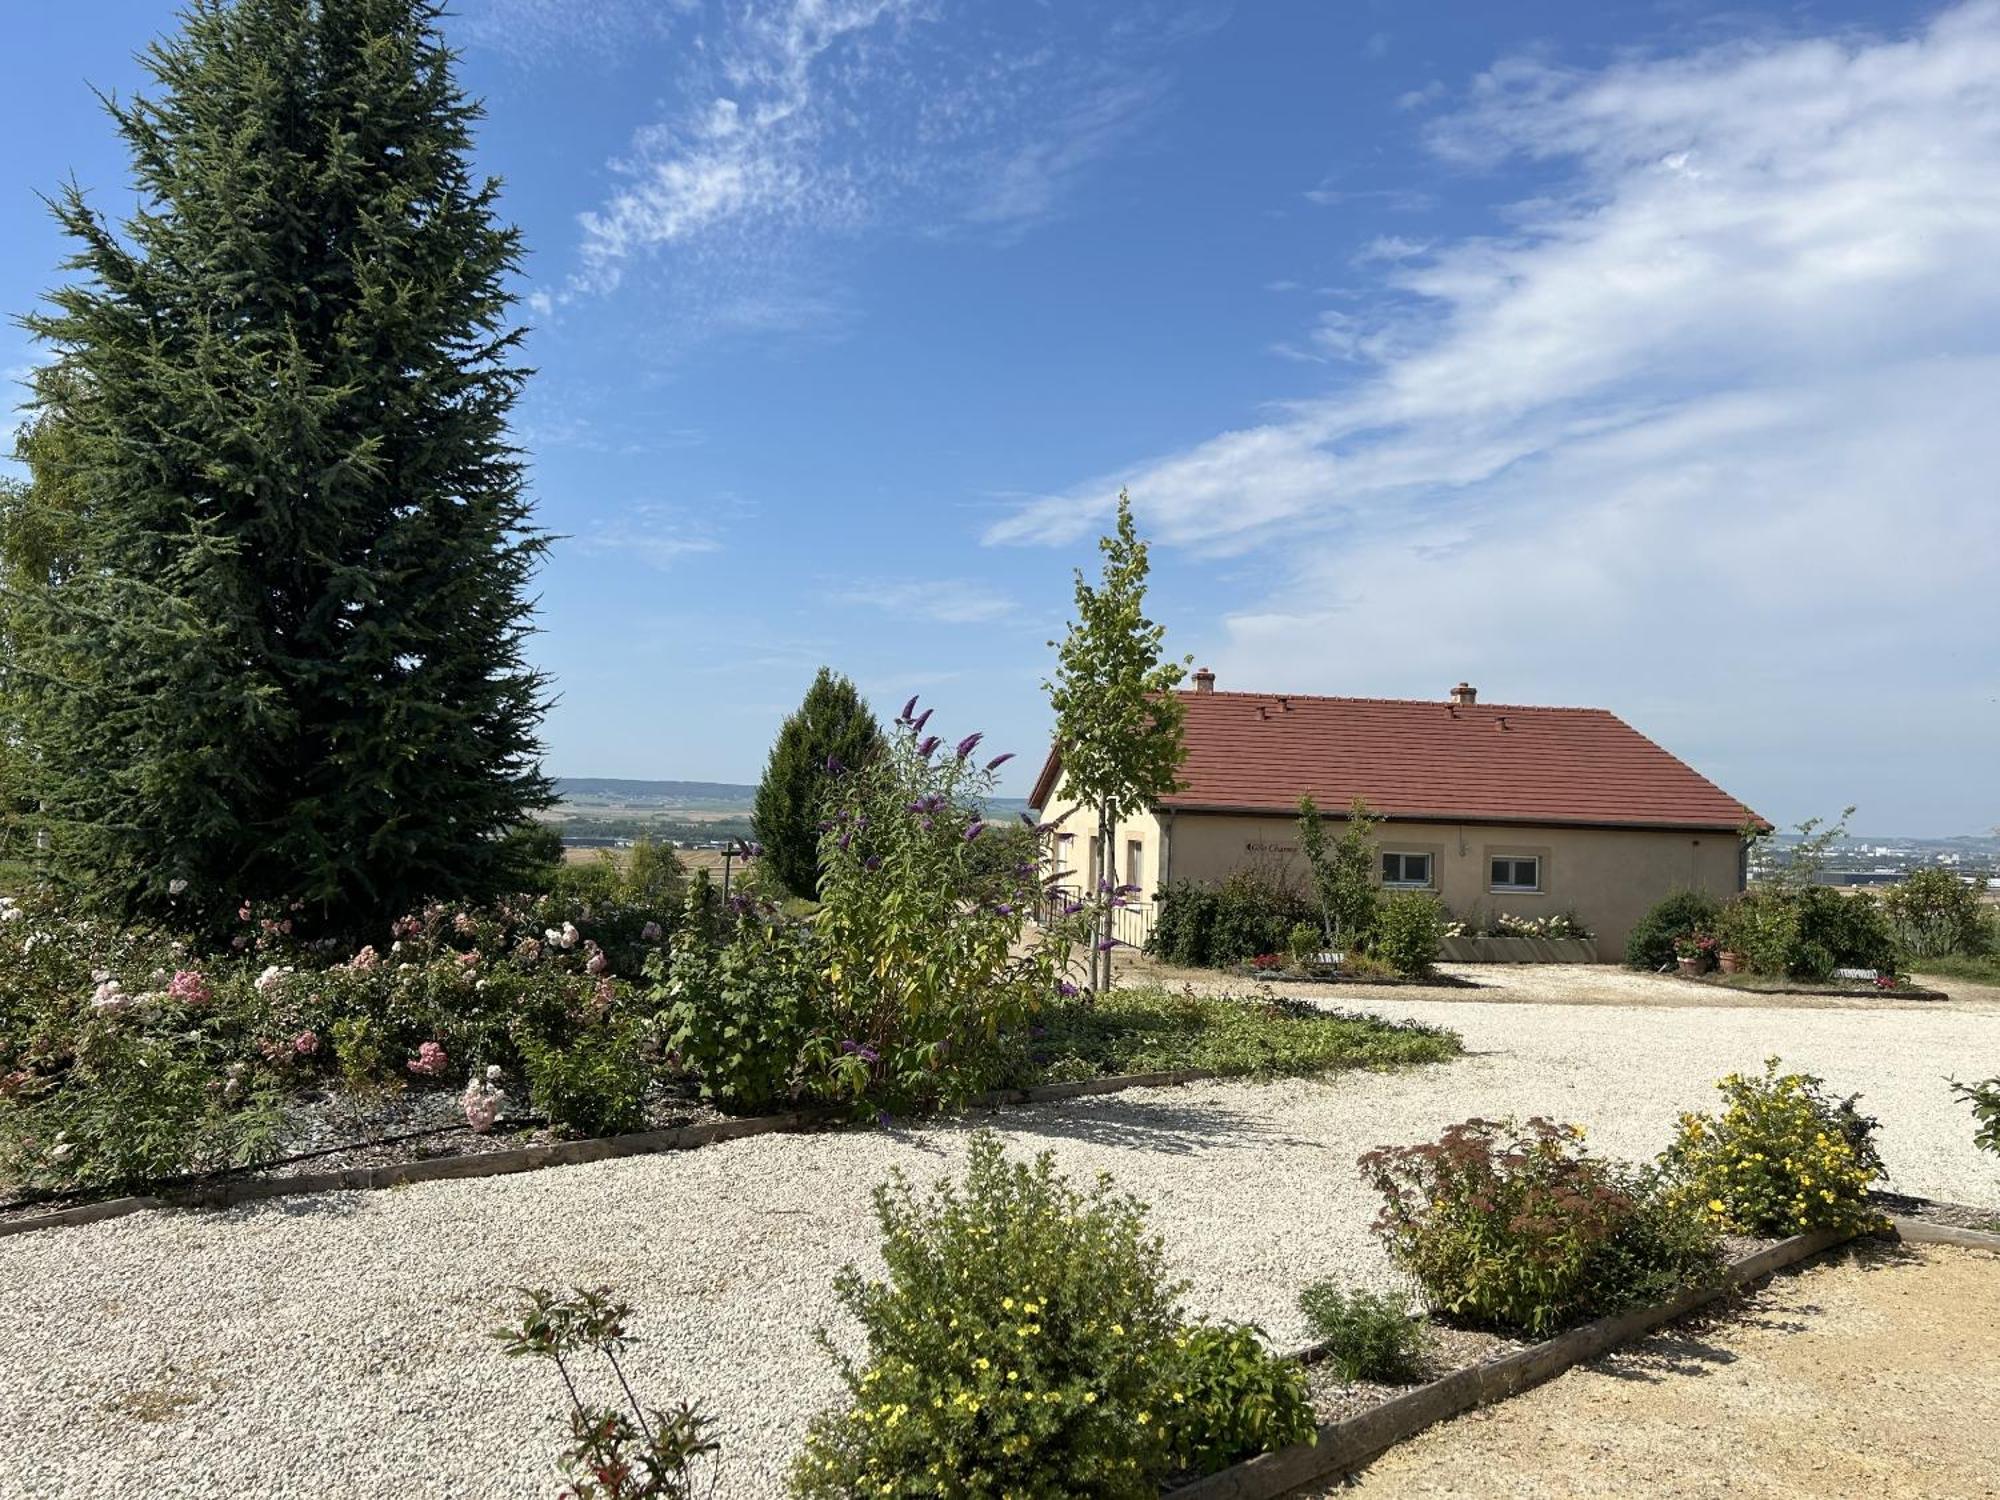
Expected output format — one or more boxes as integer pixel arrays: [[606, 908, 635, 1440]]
[[1165, 1225, 1856, 1500], [1889, 1215, 2000, 1251], [0, 1067, 1239, 1239]]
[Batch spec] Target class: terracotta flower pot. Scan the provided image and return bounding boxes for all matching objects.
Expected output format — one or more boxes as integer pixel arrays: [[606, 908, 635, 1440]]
[[1676, 956, 1705, 977], [1718, 949, 1747, 975]]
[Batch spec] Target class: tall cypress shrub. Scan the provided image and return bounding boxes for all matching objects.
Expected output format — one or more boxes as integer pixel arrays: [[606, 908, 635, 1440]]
[[753, 668, 884, 898], [10, 0, 551, 932]]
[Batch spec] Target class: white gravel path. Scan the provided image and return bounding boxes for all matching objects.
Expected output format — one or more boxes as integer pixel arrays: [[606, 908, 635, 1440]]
[[3, 983, 1995, 1499]]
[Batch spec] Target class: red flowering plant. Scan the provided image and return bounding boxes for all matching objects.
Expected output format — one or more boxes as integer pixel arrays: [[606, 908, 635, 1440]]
[[1360, 1116, 1720, 1337], [1673, 931, 1719, 963], [1249, 952, 1287, 972]]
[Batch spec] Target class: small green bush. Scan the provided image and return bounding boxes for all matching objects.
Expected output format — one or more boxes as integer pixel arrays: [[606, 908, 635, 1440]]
[[1371, 891, 1444, 978], [1158, 1321, 1316, 1477], [1715, 887, 1897, 979], [1361, 1117, 1722, 1337], [519, 1022, 650, 1137], [1951, 1076, 2000, 1159], [1661, 1058, 1885, 1235], [1881, 869, 1989, 960], [1296, 1284, 1427, 1382], [791, 1134, 1310, 1499], [657, 907, 814, 1114], [1625, 889, 1723, 971], [1150, 873, 1314, 970]]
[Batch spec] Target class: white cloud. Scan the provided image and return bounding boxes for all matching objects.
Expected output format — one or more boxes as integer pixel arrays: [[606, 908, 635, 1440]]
[[556, 3, 1198, 310], [829, 578, 1017, 625], [454, 0, 682, 63], [988, 2, 2000, 830], [574, 503, 728, 570]]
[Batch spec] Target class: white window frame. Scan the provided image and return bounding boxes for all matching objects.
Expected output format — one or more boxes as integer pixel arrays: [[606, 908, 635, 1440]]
[[1490, 855, 1541, 893], [1381, 851, 1433, 888]]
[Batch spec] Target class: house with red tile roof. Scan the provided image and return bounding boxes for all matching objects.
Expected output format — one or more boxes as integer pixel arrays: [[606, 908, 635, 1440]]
[[1028, 673, 1767, 955]]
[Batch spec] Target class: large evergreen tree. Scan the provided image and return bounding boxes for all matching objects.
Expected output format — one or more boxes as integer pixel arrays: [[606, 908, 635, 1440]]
[[7, 0, 551, 932], [753, 668, 884, 899]]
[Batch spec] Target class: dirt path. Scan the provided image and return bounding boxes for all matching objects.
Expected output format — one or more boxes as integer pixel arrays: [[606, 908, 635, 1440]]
[[1299, 1240, 2000, 1499]]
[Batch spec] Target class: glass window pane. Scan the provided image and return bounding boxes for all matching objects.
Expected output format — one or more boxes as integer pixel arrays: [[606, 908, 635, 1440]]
[[1411, 855, 1431, 885]]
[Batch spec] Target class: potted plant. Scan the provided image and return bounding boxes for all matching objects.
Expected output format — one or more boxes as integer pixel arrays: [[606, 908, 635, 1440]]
[[1674, 931, 1717, 976]]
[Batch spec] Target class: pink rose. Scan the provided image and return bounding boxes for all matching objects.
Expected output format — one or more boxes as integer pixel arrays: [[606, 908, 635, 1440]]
[[407, 1041, 449, 1078], [167, 969, 213, 1006], [293, 1030, 319, 1057]]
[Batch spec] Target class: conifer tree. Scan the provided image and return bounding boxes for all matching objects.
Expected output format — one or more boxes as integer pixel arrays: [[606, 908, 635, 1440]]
[[753, 668, 884, 898], [8, 0, 551, 932]]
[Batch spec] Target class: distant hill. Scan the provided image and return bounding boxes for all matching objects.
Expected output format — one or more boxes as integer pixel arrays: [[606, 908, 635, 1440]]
[[556, 778, 755, 806], [555, 777, 1030, 818]]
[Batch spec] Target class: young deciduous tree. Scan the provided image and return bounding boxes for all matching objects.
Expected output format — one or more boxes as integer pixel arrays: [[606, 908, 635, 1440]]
[[8, 0, 552, 932], [1045, 490, 1188, 992], [753, 668, 885, 899], [1297, 794, 1381, 949]]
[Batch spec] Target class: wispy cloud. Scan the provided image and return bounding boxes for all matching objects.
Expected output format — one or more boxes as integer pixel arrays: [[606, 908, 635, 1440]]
[[548, 2, 1205, 318], [987, 2, 2000, 824], [829, 578, 1017, 625], [574, 502, 731, 570], [454, 0, 683, 64]]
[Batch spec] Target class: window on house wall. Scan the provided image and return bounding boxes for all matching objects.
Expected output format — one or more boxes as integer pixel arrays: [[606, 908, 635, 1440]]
[[1125, 838, 1143, 890], [1054, 833, 1073, 875], [1490, 855, 1541, 892], [1381, 852, 1432, 888]]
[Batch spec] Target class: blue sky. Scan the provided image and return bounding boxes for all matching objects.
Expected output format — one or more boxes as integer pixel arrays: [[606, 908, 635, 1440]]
[[4, 0, 1996, 835]]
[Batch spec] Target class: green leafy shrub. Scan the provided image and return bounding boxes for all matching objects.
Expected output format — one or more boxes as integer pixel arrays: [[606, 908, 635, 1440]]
[[1371, 891, 1444, 978], [1881, 869, 1989, 960], [1146, 881, 1221, 967], [792, 1134, 1309, 1498], [518, 1022, 650, 1138], [1361, 1117, 1722, 1337], [1147, 874, 1315, 970], [1714, 887, 1896, 979], [0, 1024, 284, 1191], [1625, 889, 1722, 970], [496, 1286, 719, 1499], [1296, 1284, 1427, 1382], [1951, 1076, 2000, 1158], [658, 903, 815, 1114], [1661, 1058, 1885, 1235], [800, 706, 1072, 1117], [1286, 923, 1322, 968], [1158, 1320, 1316, 1476]]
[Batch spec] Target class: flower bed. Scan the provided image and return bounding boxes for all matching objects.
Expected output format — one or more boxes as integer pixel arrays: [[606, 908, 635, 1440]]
[[1437, 936, 1599, 965]]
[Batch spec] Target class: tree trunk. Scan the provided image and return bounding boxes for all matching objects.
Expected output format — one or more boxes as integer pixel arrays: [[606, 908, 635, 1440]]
[[1097, 809, 1118, 992]]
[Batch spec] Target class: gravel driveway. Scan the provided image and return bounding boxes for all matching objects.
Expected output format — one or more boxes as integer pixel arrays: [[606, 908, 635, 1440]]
[[3, 982, 1995, 1498]]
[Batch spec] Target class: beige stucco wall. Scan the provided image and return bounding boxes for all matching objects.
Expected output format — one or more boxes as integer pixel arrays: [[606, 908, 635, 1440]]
[[1039, 775, 1744, 955]]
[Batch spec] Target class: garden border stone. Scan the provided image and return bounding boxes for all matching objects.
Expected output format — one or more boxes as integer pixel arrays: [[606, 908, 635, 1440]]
[[1438, 935, 1598, 965], [0, 1067, 1236, 1239], [1164, 1225, 1857, 1500]]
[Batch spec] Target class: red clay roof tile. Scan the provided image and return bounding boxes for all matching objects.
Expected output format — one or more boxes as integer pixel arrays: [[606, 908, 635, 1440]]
[[1031, 690, 1765, 831]]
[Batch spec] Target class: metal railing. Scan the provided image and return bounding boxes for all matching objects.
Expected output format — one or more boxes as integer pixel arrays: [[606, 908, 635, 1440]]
[[1033, 883, 1156, 949]]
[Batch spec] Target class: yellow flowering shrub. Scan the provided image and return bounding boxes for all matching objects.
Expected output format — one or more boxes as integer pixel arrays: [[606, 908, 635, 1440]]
[[1661, 1058, 1886, 1236], [790, 1134, 1311, 1497]]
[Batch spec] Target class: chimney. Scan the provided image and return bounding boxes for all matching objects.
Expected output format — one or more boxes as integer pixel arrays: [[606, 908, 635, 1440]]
[[1449, 682, 1477, 707], [1192, 666, 1215, 695]]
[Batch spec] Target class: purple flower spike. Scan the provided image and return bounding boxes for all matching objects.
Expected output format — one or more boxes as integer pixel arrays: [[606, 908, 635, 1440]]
[[964, 822, 985, 841], [995, 902, 1015, 916], [864, 855, 883, 871], [1095, 938, 1117, 951], [875, 1110, 894, 1129], [910, 707, 933, 734], [1058, 981, 1080, 998], [900, 694, 920, 723], [954, 732, 984, 761], [837, 830, 854, 851], [984, 751, 1015, 771], [1018, 811, 1037, 827], [916, 735, 941, 758], [825, 754, 845, 774]]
